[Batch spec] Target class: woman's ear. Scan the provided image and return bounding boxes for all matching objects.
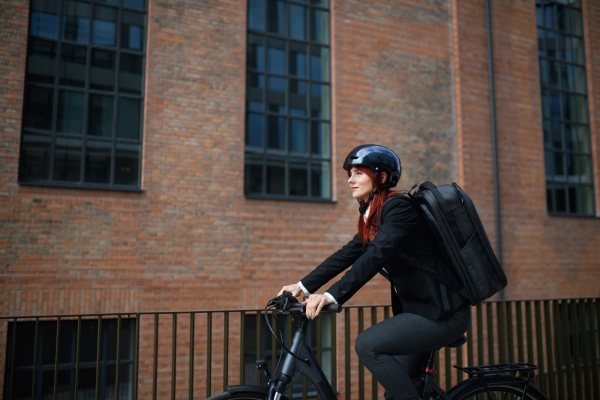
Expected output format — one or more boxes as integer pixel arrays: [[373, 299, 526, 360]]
[[380, 172, 388, 184]]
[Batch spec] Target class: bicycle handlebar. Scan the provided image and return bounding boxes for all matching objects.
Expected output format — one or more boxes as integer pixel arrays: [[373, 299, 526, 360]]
[[269, 291, 343, 316]]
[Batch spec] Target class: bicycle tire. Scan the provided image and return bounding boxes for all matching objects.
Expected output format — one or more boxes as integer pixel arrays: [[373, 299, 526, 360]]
[[447, 374, 550, 400], [205, 386, 292, 400]]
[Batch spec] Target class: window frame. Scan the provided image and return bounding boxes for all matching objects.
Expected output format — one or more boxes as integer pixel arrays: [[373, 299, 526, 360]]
[[18, 0, 147, 191]]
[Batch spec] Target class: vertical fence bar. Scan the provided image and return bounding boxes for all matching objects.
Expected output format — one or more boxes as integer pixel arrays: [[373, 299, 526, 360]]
[[287, 315, 292, 399], [444, 347, 452, 391], [476, 305, 484, 365], [456, 339, 463, 384], [189, 313, 195, 400], [172, 314, 176, 400], [358, 308, 364, 400], [271, 313, 277, 382], [534, 301, 546, 394], [486, 302, 494, 365], [506, 301, 514, 363], [207, 312, 212, 398], [588, 300, 599, 398], [53, 317, 61, 400], [255, 311, 261, 386], [526, 302, 534, 371], [384, 306, 390, 320], [302, 376, 308, 400], [516, 301, 524, 363], [240, 312, 245, 385], [579, 301, 592, 398], [116, 315, 122, 400], [31, 318, 40, 400], [96, 317, 103, 400], [224, 312, 230, 391], [316, 314, 322, 400], [344, 308, 350, 400], [134, 315, 140, 400], [497, 302, 506, 364], [553, 300, 565, 400], [433, 351, 440, 386], [544, 301, 556, 400], [8, 318, 17, 400], [74, 316, 82, 400], [370, 307, 377, 400], [331, 310, 337, 397], [570, 300, 582, 398], [153, 314, 159, 400], [561, 301, 574, 399], [466, 313, 473, 368]]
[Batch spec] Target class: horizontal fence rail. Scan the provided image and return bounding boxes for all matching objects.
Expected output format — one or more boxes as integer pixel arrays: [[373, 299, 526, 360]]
[[1, 298, 599, 400]]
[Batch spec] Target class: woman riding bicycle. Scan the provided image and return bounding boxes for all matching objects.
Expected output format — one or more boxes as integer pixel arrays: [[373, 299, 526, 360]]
[[278, 144, 471, 400]]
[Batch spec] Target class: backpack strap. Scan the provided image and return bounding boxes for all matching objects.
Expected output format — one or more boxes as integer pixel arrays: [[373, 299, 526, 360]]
[[439, 283, 451, 312]]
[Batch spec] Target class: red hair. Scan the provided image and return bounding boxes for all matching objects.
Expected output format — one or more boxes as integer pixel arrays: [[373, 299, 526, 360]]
[[351, 166, 402, 244]]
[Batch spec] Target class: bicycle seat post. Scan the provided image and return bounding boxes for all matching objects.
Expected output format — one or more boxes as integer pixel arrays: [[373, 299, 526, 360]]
[[419, 350, 437, 400]]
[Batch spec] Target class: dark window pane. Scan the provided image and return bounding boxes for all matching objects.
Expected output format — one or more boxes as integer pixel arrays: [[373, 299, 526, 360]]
[[537, 28, 545, 56], [541, 92, 549, 117], [563, 124, 573, 150], [573, 125, 589, 152], [124, 0, 146, 10], [99, 0, 118, 4], [546, 187, 555, 212], [267, 116, 285, 151], [311, 121, 330, 157], [289, 162, 308, 195], [289, 4, 306, 40], [246, 112, 263, 148], [545, 30, 557, 59], [85, 140, 112, 183], [566, 153, 576, 182], [8, 370, 34, 399], [569, 8, 583, 35], [556, 4, 568, 32], [63, 1, 89, 42], [544, 150, 553, 180], [289, 42, 307, 78], [543, 4, 555, 30], [248, 0, 266, 31], [30, 0, 59, 39], [310, 83, 330, 118], [90, 49, 116, 91], [311, 46, 329, 82], [311, 0, 329, 6], [93, 5, 117, 46], [246, 72, 264, 111], [543, 120, 551, 149], [548, 59, 559, 88], [79, 320, 99, 363], [311, 162, 330, 198], [551, 121, 561, 149], [245, 155, 263, 194], [572, 65, 586, 93], [268, 0, 285, 35], [568, 186, 578, 213], [60, 44, 87, 87], [549, 92, 560, 119], [122, 11, 146, 51], [115, 143, 141, 185], [578, 155, 591, 184], [574, 95, 588, 122], [23, 86, 53, 130], [78, 368, 97, 400], [310, 9, 329, 44], [267, 38, 285, 74], [267, 76, 285, 113], [289, 79, 307, 116], [20, 137, 51, 180], [581, 186, 593, 214], [555, 187, 566, 212], [27, 39, 56, 84], [119, 54, 145, 95], [117, 98, 143, 139], [267, 160, 285, 194], [290, 119, 307, 153], [572, 37, 585, 64], [57, 90, 84, 134], [89, 94, 114, 137], [247, 34, 265, 71], [555, 152, 565, 178], [54, 137, 82, 181]]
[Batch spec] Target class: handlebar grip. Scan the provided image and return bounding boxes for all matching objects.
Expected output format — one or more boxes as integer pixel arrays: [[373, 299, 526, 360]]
[[323, 304, 342, 313]]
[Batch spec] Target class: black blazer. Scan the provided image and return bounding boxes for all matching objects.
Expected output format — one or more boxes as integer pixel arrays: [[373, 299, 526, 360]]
[[300, 196, 467, 320]]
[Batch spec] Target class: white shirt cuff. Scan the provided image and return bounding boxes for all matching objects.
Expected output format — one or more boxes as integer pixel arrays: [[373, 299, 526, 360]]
[[324, 292, 338, 304], [298, 281, 310, 295]]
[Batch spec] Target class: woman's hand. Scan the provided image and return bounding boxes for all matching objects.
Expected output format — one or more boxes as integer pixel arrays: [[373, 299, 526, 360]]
[[278, 283, 302, 297], [302, 294, 333, 319]]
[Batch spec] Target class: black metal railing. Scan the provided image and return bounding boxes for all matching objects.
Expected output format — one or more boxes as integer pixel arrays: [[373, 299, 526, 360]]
[[1, 298, 599, 400]]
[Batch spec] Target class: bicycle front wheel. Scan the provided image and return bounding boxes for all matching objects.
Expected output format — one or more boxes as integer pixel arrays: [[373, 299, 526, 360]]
[[206, 386, 292, 400], [448, 374, 549, 400]]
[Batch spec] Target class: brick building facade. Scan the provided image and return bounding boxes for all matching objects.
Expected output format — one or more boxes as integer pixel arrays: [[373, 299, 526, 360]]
[[1, 0, 600, 397]]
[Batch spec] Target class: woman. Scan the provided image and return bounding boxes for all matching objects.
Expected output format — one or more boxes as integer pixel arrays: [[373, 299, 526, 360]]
[[278, 144, 470, 400]]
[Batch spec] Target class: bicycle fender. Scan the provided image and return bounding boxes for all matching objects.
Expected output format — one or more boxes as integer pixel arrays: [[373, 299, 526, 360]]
[[447, 374, 549, 400], [226, 385, 268, 395]]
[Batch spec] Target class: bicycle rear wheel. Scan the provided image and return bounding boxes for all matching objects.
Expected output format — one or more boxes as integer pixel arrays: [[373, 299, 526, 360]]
[[206, 386, 292, 400], [448, 374, 549, 400]]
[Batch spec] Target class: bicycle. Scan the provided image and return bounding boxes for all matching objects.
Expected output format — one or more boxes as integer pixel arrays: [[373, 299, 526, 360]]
[[206, 292, 549, 400]]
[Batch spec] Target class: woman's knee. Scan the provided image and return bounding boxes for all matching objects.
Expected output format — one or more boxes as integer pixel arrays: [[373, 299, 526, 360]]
[[354, 330, 375, 358]]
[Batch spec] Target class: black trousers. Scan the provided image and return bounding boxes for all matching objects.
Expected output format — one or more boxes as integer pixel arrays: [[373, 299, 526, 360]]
[[354, 302, 471, 400]]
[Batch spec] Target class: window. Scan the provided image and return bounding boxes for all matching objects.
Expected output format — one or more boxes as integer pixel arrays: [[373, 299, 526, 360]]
[[4, 318, 136, 400], [536, 0, 595, 215], [19, 0, 147, 190], [245, 0, 332, 200], [244, 313, 332, 397]]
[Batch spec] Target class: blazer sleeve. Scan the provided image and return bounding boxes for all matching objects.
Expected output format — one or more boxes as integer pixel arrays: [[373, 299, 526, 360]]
[[325, 197, 419, 305], [300, 233, 364, 294]]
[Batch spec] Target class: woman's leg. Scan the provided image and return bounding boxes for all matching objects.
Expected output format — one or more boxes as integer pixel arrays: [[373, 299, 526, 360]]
[[355, 303, 470, 400]]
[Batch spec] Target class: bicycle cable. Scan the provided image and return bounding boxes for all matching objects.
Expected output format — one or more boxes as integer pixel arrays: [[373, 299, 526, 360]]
[[264, 302, 311, 367]]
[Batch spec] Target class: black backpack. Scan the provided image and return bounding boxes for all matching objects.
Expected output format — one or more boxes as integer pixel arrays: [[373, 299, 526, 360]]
[[405, 181, 508, 306]]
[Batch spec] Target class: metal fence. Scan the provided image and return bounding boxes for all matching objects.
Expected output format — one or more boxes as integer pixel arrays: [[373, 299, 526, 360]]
[[1, 297, 599, 400]]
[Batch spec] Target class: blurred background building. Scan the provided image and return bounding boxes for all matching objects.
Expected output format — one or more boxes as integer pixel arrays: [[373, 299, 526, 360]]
[[0, 0, 600, 397]]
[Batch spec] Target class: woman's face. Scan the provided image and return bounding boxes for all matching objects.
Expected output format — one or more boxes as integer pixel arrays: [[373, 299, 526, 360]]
[[348, 167, 374, 202]]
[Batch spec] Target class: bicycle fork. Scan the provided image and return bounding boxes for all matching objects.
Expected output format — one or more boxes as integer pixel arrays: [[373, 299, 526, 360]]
[[269, 319, 338, 400]]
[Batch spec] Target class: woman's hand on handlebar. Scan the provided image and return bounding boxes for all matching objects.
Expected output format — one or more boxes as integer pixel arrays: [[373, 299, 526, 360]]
[[302, 294, 333, 319], [278, 283, 302, 298]]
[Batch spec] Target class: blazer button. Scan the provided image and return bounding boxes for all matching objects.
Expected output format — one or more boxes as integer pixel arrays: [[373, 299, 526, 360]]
[[341, 290, 346, 294]]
